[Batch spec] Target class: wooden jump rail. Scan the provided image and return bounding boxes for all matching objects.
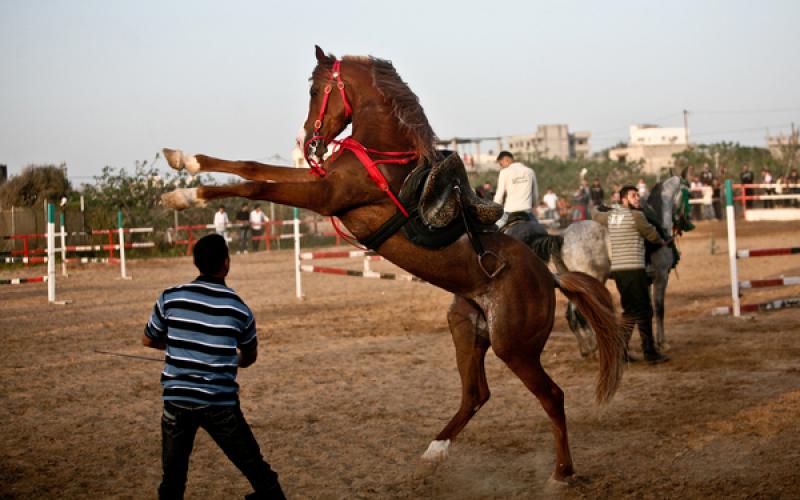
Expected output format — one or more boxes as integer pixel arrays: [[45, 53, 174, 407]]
[[732, 182, 800, 221], [713, 180, 800, 316]]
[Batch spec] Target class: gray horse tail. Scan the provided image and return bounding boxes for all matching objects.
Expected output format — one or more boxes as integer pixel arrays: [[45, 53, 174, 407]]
[[530, 235, 567, 272]]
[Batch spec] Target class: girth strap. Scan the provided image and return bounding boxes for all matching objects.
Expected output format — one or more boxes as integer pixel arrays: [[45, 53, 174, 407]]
[[455, 184, 506, 279]]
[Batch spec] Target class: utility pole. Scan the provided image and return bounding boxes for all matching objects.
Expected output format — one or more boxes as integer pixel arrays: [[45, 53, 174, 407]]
[[683, 109, 690, 147]]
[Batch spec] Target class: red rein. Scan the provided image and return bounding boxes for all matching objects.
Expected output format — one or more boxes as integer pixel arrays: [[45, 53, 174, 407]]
[[303, 59, 418, 217]]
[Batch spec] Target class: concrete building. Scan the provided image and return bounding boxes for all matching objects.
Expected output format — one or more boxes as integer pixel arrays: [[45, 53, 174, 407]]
[[505, 124, 592, 162], [608, 124, 689, 174], [766, 129, 799, 164]]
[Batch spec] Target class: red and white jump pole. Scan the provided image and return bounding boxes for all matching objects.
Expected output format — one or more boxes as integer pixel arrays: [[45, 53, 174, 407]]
[[714, 180, 799, 316]]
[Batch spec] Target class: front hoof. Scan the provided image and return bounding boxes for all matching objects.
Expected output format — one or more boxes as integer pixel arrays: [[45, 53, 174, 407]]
[[163, 148, 185, 171], [161, 188, 205, 210]]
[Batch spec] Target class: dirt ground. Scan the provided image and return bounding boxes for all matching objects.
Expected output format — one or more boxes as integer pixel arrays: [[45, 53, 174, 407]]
[[1, 219, 799, 499]]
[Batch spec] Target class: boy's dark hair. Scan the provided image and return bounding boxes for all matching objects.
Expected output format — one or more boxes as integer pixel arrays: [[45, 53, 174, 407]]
[[496, 151, 514, 162], [193, 234, 229, 275], [619, 185, 638, 200]]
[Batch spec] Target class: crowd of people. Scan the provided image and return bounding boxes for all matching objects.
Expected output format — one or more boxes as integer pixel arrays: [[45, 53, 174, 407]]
[[476, 163, 799, 226]]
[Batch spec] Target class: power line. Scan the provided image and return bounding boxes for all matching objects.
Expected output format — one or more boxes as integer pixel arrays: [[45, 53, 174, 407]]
[[691, 107, 800, 115]]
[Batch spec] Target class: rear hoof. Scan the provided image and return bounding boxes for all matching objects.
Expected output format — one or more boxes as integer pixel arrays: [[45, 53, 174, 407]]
[[161, 188, 205, 210], [413, 459, 439, 480], [413, 440, 450, 480]]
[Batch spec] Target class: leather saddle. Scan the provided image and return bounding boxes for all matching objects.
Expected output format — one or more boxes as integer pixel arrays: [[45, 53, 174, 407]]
[[418, 152, 503, 229]]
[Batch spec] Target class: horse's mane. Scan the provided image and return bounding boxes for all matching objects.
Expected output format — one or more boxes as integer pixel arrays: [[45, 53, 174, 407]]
[[314, 53, 440, 165], [644, 176, 681, 230], [646, 181, 665, 221]]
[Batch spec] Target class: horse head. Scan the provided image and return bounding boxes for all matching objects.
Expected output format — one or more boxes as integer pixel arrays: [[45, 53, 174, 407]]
[[301, 46, 357, 166], [302, 46, 439, 174]]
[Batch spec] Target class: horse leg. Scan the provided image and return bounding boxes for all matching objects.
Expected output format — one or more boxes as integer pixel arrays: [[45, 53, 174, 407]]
[[163, 181, 339, 215], [163, 149, 314, 183], [417, 297, 490, 475], [566, 302, 597, 358], [500, 351, 574, 481], [652, 269, 670, 351]]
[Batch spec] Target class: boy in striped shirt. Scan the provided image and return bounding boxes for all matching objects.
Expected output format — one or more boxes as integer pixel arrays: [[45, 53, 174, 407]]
[[143, 233, 285, 499]]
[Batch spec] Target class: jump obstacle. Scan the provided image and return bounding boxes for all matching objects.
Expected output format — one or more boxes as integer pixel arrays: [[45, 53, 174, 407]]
[[292, 226, 423, 299], [713, 180, 800, 316], [1, 208, 153, 302], [0, 204, 65, 303]]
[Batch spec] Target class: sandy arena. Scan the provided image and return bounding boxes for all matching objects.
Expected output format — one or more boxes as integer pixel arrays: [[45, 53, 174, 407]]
[[1, 219, 799, 499]]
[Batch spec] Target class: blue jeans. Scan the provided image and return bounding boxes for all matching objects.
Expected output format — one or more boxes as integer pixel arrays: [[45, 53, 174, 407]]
[[159, 401, 284, 499]]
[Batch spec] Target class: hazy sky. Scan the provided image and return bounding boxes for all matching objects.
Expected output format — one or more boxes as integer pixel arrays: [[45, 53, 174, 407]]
[[1, 0, 798, 182]]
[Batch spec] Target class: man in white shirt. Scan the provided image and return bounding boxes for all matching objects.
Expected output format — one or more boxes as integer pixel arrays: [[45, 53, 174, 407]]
[[213, 206, 230, 243], [494, 151, 538, 215], [249, 204, 269, 252], [493, 151, 546, 241], [542, 188, 559, 223]]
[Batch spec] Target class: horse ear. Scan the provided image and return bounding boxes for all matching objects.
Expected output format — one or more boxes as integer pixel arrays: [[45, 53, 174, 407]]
[[315, 45, 328, 63]]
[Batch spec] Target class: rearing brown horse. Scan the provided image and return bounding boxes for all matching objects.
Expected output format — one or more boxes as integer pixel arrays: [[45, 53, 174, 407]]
[[161, 46, 623, 483]]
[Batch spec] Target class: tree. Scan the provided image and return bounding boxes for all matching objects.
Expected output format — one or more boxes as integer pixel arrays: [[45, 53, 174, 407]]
[[0, 165, 72, 208], [79, 160, 212, 230]]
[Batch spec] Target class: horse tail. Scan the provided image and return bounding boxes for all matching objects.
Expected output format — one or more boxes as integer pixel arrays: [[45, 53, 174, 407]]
[[530, 235, 566, 271], [554, 271, 624, 403]]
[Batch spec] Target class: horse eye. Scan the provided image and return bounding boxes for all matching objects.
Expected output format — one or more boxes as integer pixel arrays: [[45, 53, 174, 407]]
[[310, 87, 319, 97]]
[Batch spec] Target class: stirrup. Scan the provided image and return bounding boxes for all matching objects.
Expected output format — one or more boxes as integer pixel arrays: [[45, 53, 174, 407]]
[[478, 250, 506, 279]]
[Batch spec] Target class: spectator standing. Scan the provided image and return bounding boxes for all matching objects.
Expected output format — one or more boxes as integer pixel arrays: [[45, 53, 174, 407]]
[[589, 178, 605, 208], [788, 168, 800, 207], [542, 188, 559, 223], [740, 164, 755, 208], [592, 186, 670, 364], [213, 206, 230, 243], [636, 178, 648, 198], [142, 234, 286, 499], [234, 203, 251, 254], [690, 176, 703, 220], [570, 179, 590, 221], [249, 205, 269, 252], [774, 176, 785, 208], [712, 178, 723, 220], [761, 169, 774, 208], [700, 164, 714, 186]]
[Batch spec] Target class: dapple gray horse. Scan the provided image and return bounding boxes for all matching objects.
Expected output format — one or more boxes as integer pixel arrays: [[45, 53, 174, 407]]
[[530, 176, 686, 357]]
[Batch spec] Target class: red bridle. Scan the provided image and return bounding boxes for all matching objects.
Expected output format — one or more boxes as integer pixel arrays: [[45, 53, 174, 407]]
[[303, 59, 420, 247], [304, 60, 351, 176]]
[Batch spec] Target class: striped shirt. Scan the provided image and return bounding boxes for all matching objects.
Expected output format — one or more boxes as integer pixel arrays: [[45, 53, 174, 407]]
[[144, 276, 257, 406], [593, 207, 663, 271]]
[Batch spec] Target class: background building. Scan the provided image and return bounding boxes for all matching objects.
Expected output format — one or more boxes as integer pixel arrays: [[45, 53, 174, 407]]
[[608, 124, 689, 174], [506, 124, 592, 162]]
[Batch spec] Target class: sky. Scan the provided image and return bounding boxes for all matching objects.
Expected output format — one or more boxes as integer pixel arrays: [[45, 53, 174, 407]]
[[1, 0, 799, 183]]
